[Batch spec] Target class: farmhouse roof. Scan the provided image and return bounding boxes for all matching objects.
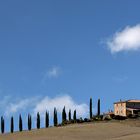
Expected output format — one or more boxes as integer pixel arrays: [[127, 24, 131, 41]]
[[114, 99, 140, 104]]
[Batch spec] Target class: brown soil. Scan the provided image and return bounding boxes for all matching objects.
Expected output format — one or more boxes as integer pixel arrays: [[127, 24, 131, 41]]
[[0, 120, 140, 140]]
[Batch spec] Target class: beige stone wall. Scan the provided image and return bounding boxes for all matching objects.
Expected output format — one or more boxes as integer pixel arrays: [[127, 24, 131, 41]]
[[114, 102, 126, 116]]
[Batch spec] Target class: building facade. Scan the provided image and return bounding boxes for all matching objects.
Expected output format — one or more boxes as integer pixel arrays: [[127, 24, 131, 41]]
[[114, 100, 140, 117]]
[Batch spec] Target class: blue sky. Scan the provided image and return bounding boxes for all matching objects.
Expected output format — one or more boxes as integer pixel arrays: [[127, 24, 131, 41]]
[[1, 0, 140, 132]]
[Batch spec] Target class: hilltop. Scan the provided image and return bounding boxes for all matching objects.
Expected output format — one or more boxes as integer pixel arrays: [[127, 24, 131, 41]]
[[0, 120, 140, 140]]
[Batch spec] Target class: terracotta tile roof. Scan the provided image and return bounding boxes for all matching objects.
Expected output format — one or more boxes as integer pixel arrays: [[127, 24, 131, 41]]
[[127, 100, 140, 103], [114, 99, 140, 104]]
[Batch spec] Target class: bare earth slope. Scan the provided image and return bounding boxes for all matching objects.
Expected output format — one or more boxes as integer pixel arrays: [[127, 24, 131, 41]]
[[0, 121, 140, 140]]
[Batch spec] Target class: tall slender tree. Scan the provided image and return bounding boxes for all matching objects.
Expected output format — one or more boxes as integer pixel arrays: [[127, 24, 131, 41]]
[[45, 111, 49, 128], [62, 106, 67, 123], [68, 109, 71, 121], [1, 116, 4, 134], [73, 110, 77, 122], [28, 114, 32, 131], [53, 108, 58, 126], [90, 98, 92, 119], [11, 116, 14, 133], [37, 112, 40, 129], [97, 99, 100, 116], [19, 114, 22, 132]]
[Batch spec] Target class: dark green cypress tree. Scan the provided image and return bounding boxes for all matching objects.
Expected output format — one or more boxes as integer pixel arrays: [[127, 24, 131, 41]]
[[28, 114, 30, 130], [19, 114, 23, 132], [62, 107, 64, 123], [55, 109, 58, 126], [62, 106, 67, 123], [97, 99, 100, 116], [37, 112, 40, 129], [30, 114, 32, 130], [1, 116, 4, 134], [53, 108, 55, 126], [53, 108, 58, 126], [90, 98, 92, 119], [69, 109, 71, 121], [45, 111, 49, 128], [0, 116, 2, 133], [28, 114, 32, 131], [11, 116, 14, 133], [73, 110, 77, 122]]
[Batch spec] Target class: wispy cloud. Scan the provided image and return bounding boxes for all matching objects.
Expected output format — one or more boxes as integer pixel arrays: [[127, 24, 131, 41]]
[[4, 97, 40, 116], [45, 66, 61, 78], [0, 94, 88, 119], [41, 66, 62, 84], [112, 75, 128, 83], [106, 24, 140, 53]]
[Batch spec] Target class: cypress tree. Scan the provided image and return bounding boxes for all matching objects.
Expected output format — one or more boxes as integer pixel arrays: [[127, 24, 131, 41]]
[[30, 115, 32, 130], [1, 116, 4, 134], [37, 112, 40, 129], [97, 99, 100, 116], [69, 109, 71, 121], [28, 114, 29, 130], [62, 106, 67, 123], [19, 114, 23, 132], [28, 114, 32, 131], [55, 109, 58, 126], [62, 107, 64, 122], [53, 108, 58, 126], [90, 98, 92, 119], [73, 110, 77, 122], [45, 111, 49, 128], [11, 116, 14, 133], [53, 108, 55, 126]]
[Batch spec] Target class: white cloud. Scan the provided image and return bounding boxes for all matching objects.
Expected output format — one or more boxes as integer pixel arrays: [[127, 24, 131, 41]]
[[46, 66, 61, 78], [107, 24, 140, 53], [3, 97, 40, 116], [7, 99, 30, 114], [33, 95, 88, 118], [0, 95, 88, 119]]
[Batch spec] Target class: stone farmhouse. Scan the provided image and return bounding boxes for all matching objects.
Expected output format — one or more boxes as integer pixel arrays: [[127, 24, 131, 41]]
[[114, 100, 140, 117]]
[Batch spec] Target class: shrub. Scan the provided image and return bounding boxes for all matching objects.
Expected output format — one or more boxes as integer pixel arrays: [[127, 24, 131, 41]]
[[84, 118, 91, 122], [113, 115, 127, 120], [76, 117, 84, 123]]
